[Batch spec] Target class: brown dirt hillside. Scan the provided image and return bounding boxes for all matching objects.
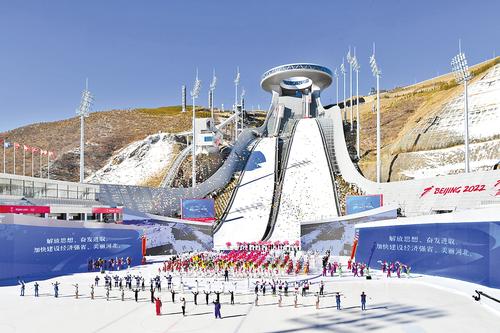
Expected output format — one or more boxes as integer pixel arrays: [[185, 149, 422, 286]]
[[0, 106, 211, 182], [353, 57, 500, 181]]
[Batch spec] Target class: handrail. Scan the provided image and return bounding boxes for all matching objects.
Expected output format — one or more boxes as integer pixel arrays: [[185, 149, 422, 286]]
[[159, 145, 192, 187], [262, 120, 299, 241], [213, 138, 262, 233], [473, 290, 500, 303], [316, 118, 341, 216]]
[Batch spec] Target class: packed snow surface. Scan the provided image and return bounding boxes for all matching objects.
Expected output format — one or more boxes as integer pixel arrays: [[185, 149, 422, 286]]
[[214, 138, 276, 248], [1, 262, 499, 333], [272, 119, 338, 243], [87, 133, 174, 186], [402, 139, 500, 179]]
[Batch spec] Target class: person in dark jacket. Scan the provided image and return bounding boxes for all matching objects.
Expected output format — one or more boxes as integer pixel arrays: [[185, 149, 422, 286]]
[[19, 280, 25, 296], [34, 282, 39, 297], [361, 292, 367, 311], [213, 299, 222, 319], [204, 290, 211, 305], [192, 290, 199, 305]]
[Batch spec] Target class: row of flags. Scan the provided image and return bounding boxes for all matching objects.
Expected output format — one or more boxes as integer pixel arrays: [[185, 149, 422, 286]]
[[0, 139, 55, 157], [0, 138, 56, 178]]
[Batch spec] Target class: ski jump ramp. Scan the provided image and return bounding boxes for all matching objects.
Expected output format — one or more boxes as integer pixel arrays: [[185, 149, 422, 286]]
[[213, 137, 277, 248], [271, 119, 338, 242]]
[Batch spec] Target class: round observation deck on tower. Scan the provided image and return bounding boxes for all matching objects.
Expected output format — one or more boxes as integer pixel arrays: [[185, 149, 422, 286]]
[[260, 63, 333, 93]]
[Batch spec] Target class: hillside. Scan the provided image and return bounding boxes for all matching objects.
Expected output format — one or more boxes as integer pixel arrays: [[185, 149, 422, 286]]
[[0, 106, 210, 182], [353, 57, 500, 181]]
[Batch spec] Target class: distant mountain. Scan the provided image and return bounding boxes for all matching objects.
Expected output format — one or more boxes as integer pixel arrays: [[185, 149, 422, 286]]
[[0, 106, 209, 182], [353, 57, 500, 181]]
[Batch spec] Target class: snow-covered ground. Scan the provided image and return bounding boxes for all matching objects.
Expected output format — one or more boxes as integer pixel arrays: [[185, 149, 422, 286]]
[[272, 119, 337, 243], [401, 139, 500, 179], [214, 138, 276, 248], [87, 133, 175, 186], [1, 263, 499, 333]]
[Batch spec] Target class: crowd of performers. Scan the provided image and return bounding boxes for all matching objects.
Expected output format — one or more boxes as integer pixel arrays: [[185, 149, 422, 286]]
[[379, 260, 412, 278], [17, 249, 412, 318], [87, 257, 133, 272], [160, 249, 320, 277]]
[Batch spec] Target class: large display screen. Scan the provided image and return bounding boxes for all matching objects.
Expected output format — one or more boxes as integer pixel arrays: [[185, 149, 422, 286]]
[[181, 199, 215, 222], [356, 221, 500, 288], [346, 194, 383, 215], [0, 222, 142, 285]]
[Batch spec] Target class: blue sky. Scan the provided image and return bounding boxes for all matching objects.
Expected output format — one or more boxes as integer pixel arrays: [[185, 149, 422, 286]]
[[0, 0, 499, 132]]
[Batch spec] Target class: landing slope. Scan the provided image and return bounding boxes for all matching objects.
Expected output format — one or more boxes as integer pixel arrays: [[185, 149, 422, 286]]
[[271, 119, 337, 242], [214, 137, 277, 248]]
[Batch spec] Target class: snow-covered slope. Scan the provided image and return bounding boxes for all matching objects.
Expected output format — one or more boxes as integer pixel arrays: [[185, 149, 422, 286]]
[[214, 137, 276, 249], [271, 119, 337, 243], [87, 133, 174, 186]]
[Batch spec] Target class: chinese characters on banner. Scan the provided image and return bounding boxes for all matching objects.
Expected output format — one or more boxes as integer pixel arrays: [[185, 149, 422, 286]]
[[33, 236, 122, 254]]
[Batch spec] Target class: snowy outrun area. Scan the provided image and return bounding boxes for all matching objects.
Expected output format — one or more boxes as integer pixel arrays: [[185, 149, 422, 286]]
[[214, 138, 276, 248], [1, 263, 499, 333], [87, 133, 174, 186], [272, 119, 338, 243]]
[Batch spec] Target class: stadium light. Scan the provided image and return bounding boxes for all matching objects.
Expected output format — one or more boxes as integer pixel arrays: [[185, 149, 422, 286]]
[[451, 43, 472, 173], [76, 78, 93, 183], [347, 47, 354, 131], [234, 67, 240, 141], [369, 44, 382, 183], [190, 69, 201, 188], [352, 50, 361, 159], [209, 69, 217, 119], [340, 59, 346, 122]]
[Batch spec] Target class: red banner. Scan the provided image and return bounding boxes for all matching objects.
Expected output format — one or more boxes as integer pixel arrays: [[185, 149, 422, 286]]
[[0, 205, 50, 214], [92, 207, 123, 214]]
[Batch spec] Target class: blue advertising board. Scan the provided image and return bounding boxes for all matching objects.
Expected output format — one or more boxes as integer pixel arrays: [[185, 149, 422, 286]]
[[181, 199, 215, 222], [346, 195, 383, 215], [355, 221, 500, 288], [0, 223, 142, 285]]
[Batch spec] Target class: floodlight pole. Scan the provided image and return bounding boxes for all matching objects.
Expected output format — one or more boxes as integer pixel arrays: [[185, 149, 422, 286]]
[[334, 69, 339, 106], [370, 45, 382, 183], [355, 59, 360, 159], [463, 78, 470, 173], [234, 67, 240, 141], [348, 48, 354, 131], [77, 78, 93, 183], [240, 88, 245, 130], [341, 60, 346, 122], [191, 70, 201, 188], [451, 46, 471, 173], [210, 69, 217, 119], [80, 113, 85, 182], [375, 72, 381, 182]]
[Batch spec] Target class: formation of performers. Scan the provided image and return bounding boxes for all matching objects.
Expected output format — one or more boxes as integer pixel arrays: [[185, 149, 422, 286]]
[[87, 257, 133, 272]]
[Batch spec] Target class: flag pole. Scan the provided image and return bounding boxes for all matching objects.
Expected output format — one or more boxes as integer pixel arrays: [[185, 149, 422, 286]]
[[23, 146, 26, 176], [2, 142, 5, 174], [39, 151, 42, 178], [31, 149, 34, 177], [13, 144, 16, 175], [47, 152, 50, 179]]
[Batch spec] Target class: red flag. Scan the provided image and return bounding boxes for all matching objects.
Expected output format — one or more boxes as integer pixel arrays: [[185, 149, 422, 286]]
[[0, 138, 3, 144], [41, 150, 47, 156], [31, 147, 38, 153], [23, 145, 29, 151], [48, 151, 55, 157], [14, 142, 20, 149]]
